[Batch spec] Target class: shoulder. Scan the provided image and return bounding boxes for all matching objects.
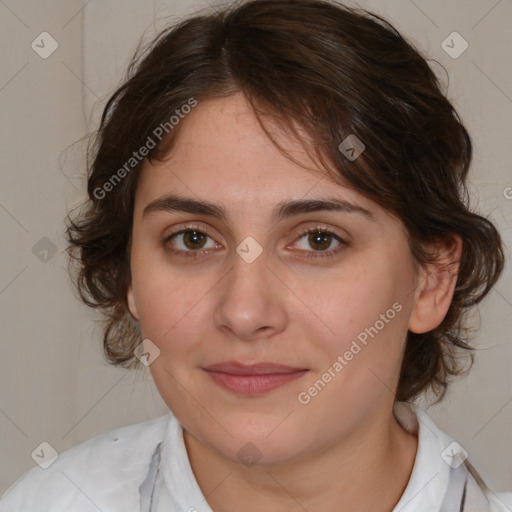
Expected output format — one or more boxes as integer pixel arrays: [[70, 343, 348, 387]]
[[412, 404, 512, 512], [394, 402, 512, 512], [488, 491, 512, 511], [0, 413, 171, 512]]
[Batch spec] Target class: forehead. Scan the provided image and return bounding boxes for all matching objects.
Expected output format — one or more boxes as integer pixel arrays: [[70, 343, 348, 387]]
[[134, 93, 380, 222]]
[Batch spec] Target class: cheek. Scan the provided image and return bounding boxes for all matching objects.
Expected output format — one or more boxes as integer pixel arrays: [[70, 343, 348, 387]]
[[304, 260, 405, 333], [300, 252, 413, 376], [130, 253, 202, 343], [131, 265, 227, 377]]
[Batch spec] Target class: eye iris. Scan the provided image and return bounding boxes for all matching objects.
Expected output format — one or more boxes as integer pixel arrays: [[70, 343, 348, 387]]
[[184, 230, 207, 249], [308, 231, 331, 251], [179, 231, 334, 251]]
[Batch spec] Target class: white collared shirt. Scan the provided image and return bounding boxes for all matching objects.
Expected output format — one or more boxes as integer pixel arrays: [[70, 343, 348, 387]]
[[1, 402, 511, 511]]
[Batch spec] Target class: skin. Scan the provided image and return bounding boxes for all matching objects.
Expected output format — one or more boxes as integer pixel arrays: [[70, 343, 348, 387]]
[[127, 92, 462, 511]]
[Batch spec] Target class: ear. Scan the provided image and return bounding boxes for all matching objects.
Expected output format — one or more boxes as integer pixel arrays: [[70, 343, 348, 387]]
[[127, 283, 140, 321], [408, 234, 462, 334]]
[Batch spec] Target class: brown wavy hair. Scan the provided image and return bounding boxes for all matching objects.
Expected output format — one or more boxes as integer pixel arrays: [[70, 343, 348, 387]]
[[65, 0, 504, 403]]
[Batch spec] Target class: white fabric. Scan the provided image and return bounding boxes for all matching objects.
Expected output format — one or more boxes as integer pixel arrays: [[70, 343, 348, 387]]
[[1, 402, 511, 511]]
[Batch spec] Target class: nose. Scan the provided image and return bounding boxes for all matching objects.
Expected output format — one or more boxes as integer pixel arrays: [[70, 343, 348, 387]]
[[213, 247, 288, 342]]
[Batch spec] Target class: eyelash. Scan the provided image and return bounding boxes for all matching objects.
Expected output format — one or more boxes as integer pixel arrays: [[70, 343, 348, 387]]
[[163, 223, 349, 260]]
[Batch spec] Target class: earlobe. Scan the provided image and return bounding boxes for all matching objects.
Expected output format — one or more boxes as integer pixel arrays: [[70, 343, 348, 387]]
[[127, 284, 140, 321], [408, 235, 462, 334]]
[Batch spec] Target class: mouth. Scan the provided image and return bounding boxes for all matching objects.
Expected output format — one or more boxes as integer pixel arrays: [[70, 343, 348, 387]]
[[202, 361, 309, 395]]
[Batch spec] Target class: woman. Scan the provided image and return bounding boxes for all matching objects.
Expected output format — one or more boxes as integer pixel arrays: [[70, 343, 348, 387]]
[[1, 0, 510, 510]]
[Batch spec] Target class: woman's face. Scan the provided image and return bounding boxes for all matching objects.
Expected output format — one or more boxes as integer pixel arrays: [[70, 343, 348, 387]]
[[127, 92, 422, 465]]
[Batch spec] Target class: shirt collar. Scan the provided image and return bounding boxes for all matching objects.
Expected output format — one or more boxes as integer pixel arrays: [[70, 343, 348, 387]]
[[156, 402, 457, 512]]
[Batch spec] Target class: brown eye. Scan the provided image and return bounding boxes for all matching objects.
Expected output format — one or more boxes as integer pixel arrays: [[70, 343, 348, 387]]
[[182, 230, 207, 249], [307, 231, 333, 251], [295, 230, 341, 252], [167, 229, 217, 252], [291, 227, 349, 260]]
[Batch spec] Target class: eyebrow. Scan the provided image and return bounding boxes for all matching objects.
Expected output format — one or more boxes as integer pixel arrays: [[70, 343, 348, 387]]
[[142, 194, 375, 223]]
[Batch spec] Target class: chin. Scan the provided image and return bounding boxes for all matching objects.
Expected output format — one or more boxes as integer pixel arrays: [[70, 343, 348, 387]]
[[194, 416, 307, 465]]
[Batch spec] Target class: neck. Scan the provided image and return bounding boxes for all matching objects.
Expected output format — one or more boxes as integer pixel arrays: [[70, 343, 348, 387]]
[[183, 404, 418, 512]]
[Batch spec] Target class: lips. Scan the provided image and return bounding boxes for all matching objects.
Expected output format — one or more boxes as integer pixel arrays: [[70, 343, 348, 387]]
[[203, 361, 308, 394], [204, 361, 306, 375]]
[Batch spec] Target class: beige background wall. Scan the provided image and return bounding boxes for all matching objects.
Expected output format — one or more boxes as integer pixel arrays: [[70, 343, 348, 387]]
[[0, 0, 511, 496]]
